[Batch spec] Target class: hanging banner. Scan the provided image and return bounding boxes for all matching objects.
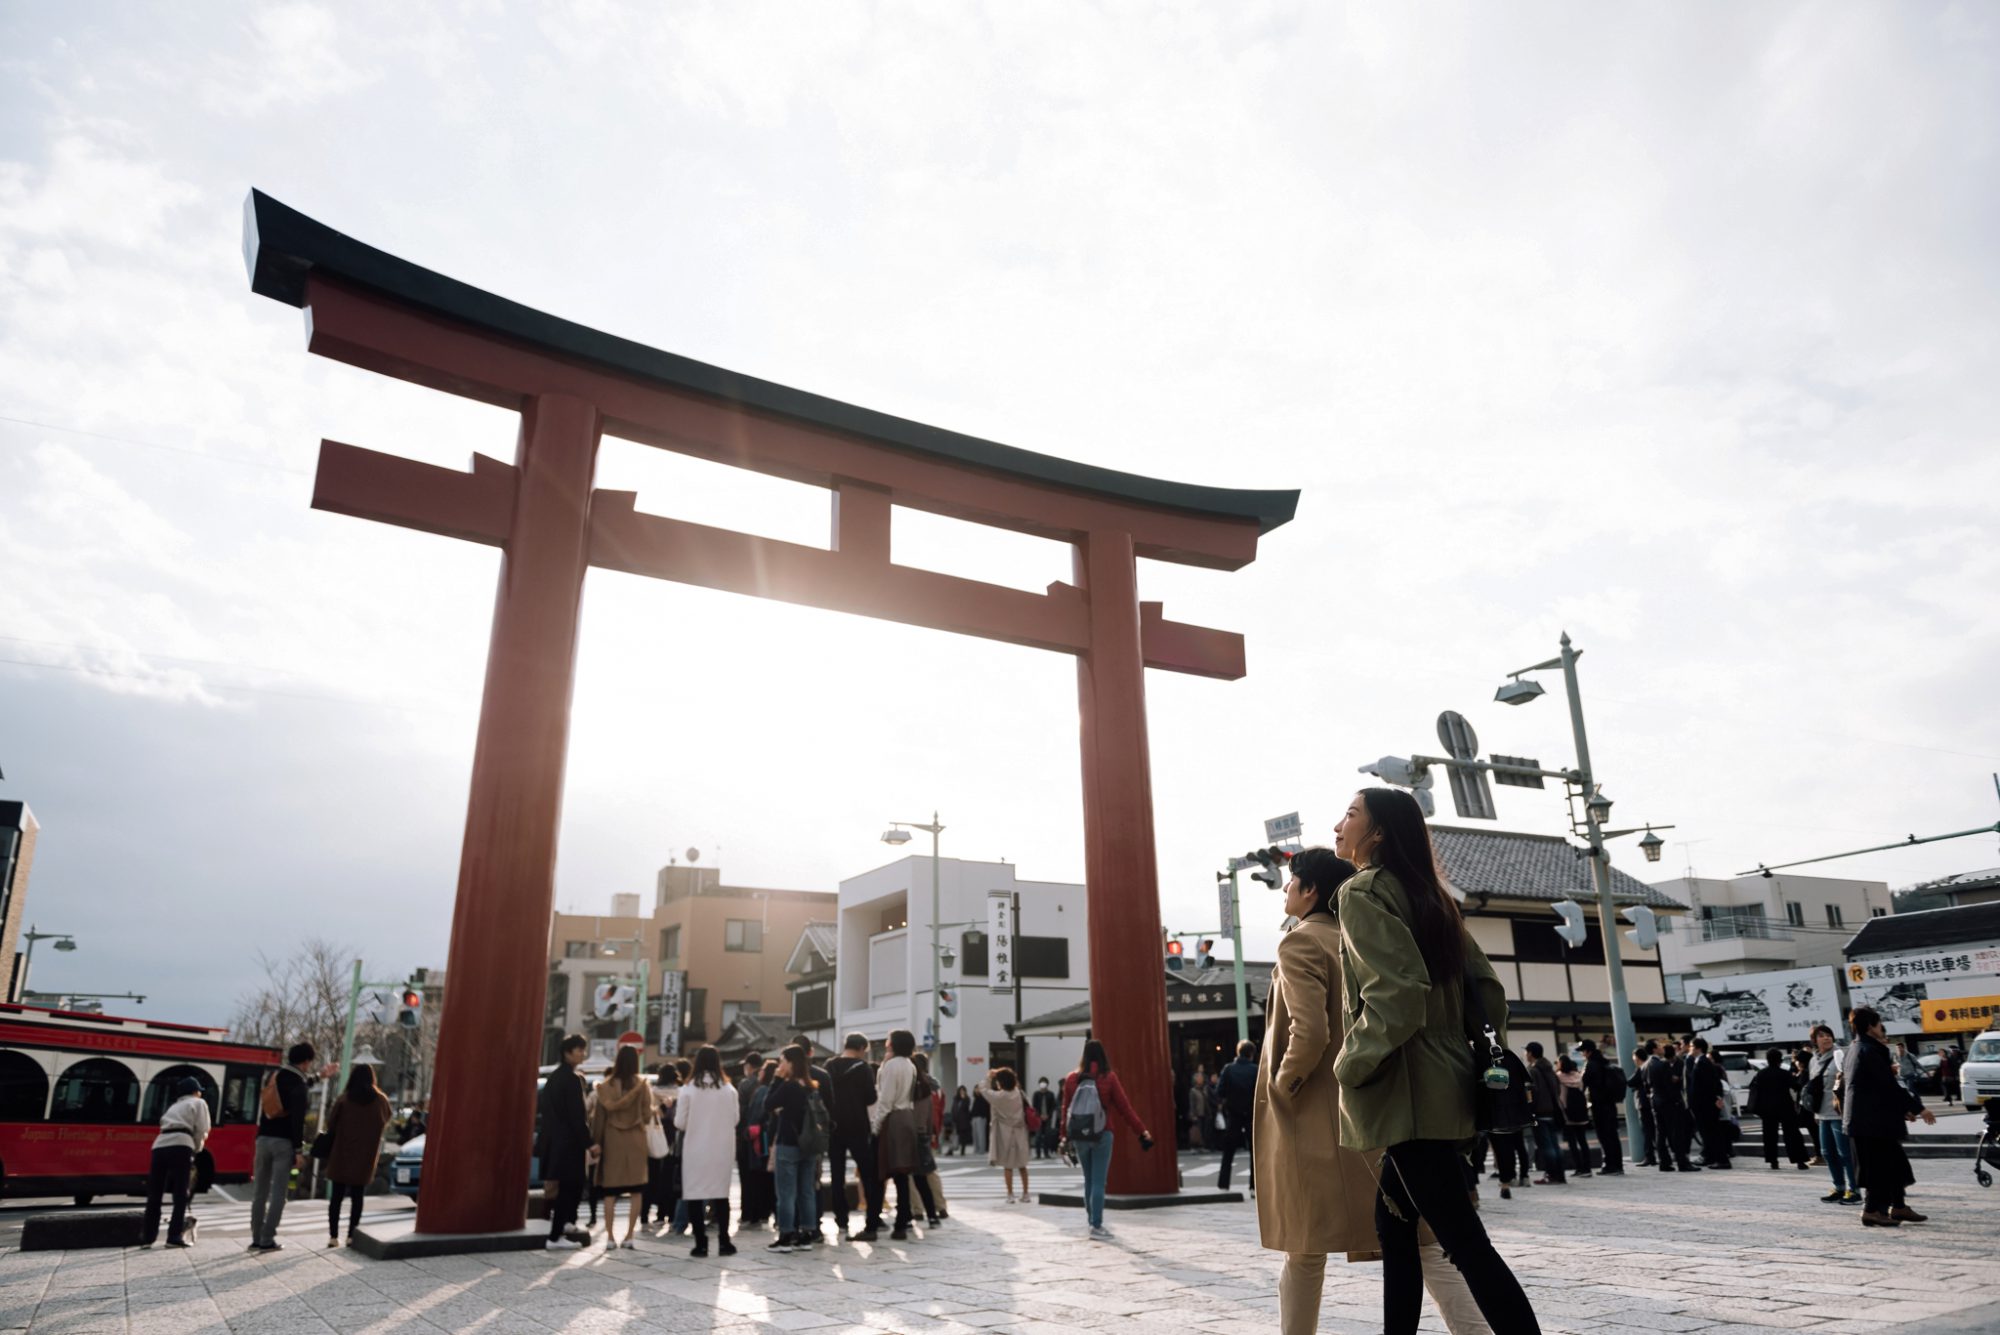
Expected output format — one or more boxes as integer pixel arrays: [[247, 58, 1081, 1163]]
[[1218, 879, 1237, 936], [656, 968, 686, 1056], [987, 892, 1015, 995]]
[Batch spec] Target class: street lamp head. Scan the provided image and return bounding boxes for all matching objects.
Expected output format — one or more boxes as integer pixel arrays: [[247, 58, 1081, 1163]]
[[1638, 829, 1665, 863], [1586, 791, 1613, 827], [52, 938, 77, 953], [881, 828, 913, 846], [940, 947, 957, 969], [1495, 678, 1546, 706]]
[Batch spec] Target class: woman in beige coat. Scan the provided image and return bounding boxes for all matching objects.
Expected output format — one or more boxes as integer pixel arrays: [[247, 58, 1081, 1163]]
[[590, 1045, 655, 1249], [1254, 848, 1492, 1335]]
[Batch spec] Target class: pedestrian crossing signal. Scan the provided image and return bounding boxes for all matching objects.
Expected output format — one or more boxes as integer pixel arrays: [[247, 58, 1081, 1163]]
[[1166, 939, 1185, 972], [397, 988, 423, 1028], [939, 987, 958, 1018]]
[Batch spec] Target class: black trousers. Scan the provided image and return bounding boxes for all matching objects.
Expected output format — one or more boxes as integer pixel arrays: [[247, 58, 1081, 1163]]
[[689, 1197, 732, 1242], [1762, 1114, 1809, 1166], [1637, 1095, 1657, 1162], [547, 1175, 583, 1239], [1695, 1114, 1732, 1165], [1217, 1122, 1253, 1190], [1562, 1122, 1593, 1172], [828, 1132, 884, 1229], [881, 1172, 917, 1228], [142, 1146, 193, 1246], [1592, 1102, 1623, 1172], [327, 1182, 365, 1238], [1660, 1106, 1695, 1167], [910, 1168, 940, 1219], [1376, 1140, 1541, 1335], [1850, 1133, 1913, 1213], [1490, 1130, 1528, 1184]]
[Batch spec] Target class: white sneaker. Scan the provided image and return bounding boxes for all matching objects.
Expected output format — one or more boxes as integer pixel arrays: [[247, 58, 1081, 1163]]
[[546, 1238, 582, 1251], [1089, 1225, 1112, 1240], [1005, 1194, 1016, 1204], [620, 1240, 636, 1250]]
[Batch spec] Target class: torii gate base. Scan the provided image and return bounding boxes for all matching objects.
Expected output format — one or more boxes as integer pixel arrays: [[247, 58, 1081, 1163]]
[[244, 191, 1296, 1255]]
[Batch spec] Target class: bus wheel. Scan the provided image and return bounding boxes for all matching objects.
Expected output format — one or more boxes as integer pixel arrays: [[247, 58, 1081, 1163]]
[[73, 1193, 94, 1207]]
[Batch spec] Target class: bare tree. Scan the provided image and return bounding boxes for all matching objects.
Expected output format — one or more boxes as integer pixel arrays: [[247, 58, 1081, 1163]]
[[228, 937, 354, 1067]]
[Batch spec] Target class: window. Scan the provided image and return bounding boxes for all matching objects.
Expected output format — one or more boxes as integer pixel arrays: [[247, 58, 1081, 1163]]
[[660, 926, 681, 961], [1871, 907, 1887, 918], [221, 1064, 265, 1125], [1511, 917, 1604, 964], [142, 1064, 219, 1122], [1825, 904, 1844, 929], [1785, 902, 1804, 927], [721, 1000, 762, 1029], [564, 940, 595, 959], [793, 984, 831, 1027], [0, 1050, 48, 1122], [50, 1057, 139, 1124], [725, 919, 763, 953], [683, 988, 708, 1042]]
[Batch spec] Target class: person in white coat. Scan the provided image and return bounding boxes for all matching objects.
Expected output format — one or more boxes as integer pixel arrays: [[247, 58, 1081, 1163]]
[[673, 1044, 740, 1258]]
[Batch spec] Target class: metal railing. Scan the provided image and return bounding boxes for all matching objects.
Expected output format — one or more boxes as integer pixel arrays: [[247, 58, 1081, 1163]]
[[1685, 914, 1793, 943]]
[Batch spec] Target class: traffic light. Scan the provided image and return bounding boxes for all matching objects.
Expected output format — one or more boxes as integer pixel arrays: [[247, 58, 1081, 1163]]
[[1551, 900, 1588, 947], [593, 982, 634, 1020], [1358, 757, 1437, 816], [1622, 905, 1659, 951], [1248, 847, 1293, 889], [396, 987, 423, 1029], [1196, 938, 1216, 968], [1166, 939, 1185, 972], [938, 987, 958, 1018]]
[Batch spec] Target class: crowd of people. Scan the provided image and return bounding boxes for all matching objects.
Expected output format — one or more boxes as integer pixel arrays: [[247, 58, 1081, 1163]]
[[128, 781, 1955, 1335]]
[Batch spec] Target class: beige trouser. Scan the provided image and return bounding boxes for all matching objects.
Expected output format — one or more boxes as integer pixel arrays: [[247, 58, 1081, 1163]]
[[1280, 1242, 1493, 1335]]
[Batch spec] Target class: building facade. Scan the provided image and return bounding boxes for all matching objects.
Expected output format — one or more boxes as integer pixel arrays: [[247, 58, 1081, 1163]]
[[782, 922, 838, 1054], [1842, 902, 2000, 1049], [837, 855, 1089, 1094], [546, 863, 837, 1061], [1, 801, 40, 1002], [1651, 871, 1891, 1005]]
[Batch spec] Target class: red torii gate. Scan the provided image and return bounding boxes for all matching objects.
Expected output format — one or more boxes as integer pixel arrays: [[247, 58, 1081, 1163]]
[[244, 190, 1296, 1243]]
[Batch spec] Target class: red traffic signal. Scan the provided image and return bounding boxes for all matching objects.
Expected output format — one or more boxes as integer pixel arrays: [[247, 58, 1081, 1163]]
[[400, 989, 421, 1009], [1165, 940, 1184, 956]]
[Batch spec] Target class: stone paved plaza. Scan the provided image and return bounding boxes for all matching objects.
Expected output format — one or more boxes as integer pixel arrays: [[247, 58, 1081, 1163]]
[[1, 1155, 1995, 1335]]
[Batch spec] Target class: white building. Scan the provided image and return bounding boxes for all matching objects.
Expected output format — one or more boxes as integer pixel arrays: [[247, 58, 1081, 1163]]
[[1653, 871, 1891, 1002], [837, 856, 1089, 1093]]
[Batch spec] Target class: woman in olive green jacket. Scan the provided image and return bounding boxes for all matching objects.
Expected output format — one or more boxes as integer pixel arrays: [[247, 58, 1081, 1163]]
[[1333, 787, 1540, 1335]]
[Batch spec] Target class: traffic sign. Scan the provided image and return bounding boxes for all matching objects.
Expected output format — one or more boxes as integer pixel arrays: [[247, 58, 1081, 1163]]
[[617, 1030, 644, 1048], [1264, 811, 1302, 844]]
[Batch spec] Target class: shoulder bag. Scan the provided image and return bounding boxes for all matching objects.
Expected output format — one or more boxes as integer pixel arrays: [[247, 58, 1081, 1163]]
[[1463, 970, 1529, 1132]]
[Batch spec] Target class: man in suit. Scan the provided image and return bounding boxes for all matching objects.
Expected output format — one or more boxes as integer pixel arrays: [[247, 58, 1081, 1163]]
[[536, 1034, 594, 1250], [1688, 1037, 1734, 1168], [1646, 1041, 1698, 1172], [1578, 1039, 1625, 1175]]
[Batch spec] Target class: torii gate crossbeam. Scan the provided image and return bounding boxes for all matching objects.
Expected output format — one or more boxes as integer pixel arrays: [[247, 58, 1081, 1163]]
[[244, 190, 1297, 1243]]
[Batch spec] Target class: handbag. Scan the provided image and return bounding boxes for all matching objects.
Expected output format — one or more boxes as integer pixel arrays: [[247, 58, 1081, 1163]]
[[1024, 1105, 1043, 1134], [310, 1130, 333, 1160], [645, 1119, 670, 1159], [1463, 969, 1529, 1132], [1213, 1106, 1227, 1132]]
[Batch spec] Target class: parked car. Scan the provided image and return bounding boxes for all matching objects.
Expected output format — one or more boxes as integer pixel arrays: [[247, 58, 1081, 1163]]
[[1960, 1031, 2000, 1110], [1915, 1052, 1944, 1098]]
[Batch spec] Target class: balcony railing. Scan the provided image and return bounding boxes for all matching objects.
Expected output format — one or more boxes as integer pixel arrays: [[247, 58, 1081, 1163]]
[[1686, 916, 1793, 944]]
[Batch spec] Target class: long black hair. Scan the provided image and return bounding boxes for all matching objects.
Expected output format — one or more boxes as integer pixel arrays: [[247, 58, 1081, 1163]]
[[1358, 787, 1466, 981], [343, 1064, 378, 1105], [1079, 1039, 1110, 1075], [1289, 847, 1356, 918], [691, 1044, 728, 1088]]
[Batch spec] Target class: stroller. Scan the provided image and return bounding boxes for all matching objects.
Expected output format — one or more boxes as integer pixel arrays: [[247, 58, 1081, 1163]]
[[1975, 1101, 2000, 1188]]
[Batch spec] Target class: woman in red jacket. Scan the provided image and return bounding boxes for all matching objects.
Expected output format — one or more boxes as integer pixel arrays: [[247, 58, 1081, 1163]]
[[1058, 1040, 1153, 1238]]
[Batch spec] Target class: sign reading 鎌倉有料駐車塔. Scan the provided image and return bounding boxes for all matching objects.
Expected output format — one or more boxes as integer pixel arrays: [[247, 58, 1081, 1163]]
[[1847, 947, 2000, 986], [1847, 944, 2000, 1035]]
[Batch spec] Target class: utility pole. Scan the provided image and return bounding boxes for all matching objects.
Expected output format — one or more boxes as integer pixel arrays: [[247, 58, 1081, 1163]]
[[1550, 633, 1641, 1158], [1217, 867, 1249, 1044]]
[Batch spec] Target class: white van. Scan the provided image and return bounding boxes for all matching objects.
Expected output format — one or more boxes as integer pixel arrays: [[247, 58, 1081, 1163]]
[[1960, 1030, 2000, 1110]]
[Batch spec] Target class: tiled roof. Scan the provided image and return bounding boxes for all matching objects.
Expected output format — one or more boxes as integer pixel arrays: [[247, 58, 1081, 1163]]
[[1429, 824, 1684, 911], [1844, 901, 2000, 957], [784, 921, 838, 974]]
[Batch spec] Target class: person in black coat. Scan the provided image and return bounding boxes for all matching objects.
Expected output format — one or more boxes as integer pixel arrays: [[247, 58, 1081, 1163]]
[[1686, 1038, 1733, 1168], [1214, 1040, 1259, 1191], [1645, 1042, 1697, 1171], [1577, 1040, 1625, 1174], [824, 1033, 883, 1237], [1843, 1006, 1937, 1227], [1747, 1047, 1811, 1169], [536, 1035, 594, 1249]]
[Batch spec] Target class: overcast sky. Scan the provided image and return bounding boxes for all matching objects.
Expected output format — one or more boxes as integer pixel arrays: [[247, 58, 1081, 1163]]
[[2, 2, 1995, 1026]]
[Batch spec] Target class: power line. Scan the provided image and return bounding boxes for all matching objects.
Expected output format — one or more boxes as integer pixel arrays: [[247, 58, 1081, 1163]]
[[0, 412, 312, 477]]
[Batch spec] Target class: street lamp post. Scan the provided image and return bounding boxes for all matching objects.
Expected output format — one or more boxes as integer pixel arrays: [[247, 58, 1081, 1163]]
[[16, 926, 77, 1001], [1500, 632, 1643, 1157], [883, 814, 945, 1060]]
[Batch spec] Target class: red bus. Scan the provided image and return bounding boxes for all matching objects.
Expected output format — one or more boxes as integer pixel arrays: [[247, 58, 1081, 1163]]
[[0, 1003, 281, 1204]]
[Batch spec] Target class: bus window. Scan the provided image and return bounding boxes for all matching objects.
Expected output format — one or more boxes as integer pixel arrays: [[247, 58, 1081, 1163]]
[[220, 1064, 265, 1125], [0, 1050, 49, 1122], [142, 1064, 220, 1123], [50, 1057, 140, 1124]]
